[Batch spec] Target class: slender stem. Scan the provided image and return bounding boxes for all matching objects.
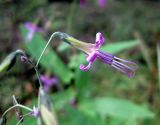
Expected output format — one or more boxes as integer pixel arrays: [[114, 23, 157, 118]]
[[67, 0, 77, 34], [16, 112, 31, 125], [157, 42, 160, 92], [36, 32, 59, 67], [2, 104, 32, 117], [34, 66, 43, 87]]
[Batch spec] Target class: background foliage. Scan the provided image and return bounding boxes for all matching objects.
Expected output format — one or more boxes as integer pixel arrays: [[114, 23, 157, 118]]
[[0, 0, 159, 125]]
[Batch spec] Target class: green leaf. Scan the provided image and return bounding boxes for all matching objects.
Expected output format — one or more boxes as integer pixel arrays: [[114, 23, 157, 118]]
[[0, 50, 25, 73], [75, 68, 91, 99], [51, 89, 76, 110], [101, 40, 140, 54], [79, 97, 154, 119], [20, 26, 73, 83], [41, 105, 58, 125], [61, 106, 104, 125]]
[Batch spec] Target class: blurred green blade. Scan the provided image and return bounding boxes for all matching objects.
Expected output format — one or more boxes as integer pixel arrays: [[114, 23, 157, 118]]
[[20, 26, 73, 83], [79, 97, 154, 119], [51, 89, 76, 110], [0, 116, 7, 125], [101, 40, 140, 54], [41, 105, 58, 125], [0, 49, 24, 73]]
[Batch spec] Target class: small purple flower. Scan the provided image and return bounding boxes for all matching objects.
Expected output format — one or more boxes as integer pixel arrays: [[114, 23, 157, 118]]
[[40, 75, 58, 92], [80, 32, 138, 78], [30, 106, 39, 117], [98, 0, 106, 8], [24, 22, 41, 42], [80, 0, 86, 8]]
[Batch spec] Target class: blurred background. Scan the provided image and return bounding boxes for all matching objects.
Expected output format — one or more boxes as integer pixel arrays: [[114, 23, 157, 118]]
[[0, 0, 160, 125]]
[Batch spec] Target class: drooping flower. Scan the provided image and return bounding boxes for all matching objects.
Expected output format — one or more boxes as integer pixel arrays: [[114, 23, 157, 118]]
[[24, 22, 41, 42], [78, 32, 138, 78], [63, 32, 137, 78], [40, 75, 58, 92]]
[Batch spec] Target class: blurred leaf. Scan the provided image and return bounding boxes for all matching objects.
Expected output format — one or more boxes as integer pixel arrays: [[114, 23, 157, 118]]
[[51, 88, 76, 110], [75, 68, 91, 99], [101, 40, 140, 54], [79, 97, 154, 119], [39, 87, 53, 111], [0, 116, 7, 125], [61, 106, 104, 125], [41, 105, 58, 125], [57, 42, 70, 52], [20, 26, 73, 83], [0, 49, 25, 73], [7, 115, 36, 125]]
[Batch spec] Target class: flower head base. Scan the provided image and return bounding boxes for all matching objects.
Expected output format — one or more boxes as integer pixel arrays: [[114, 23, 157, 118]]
[[80, 32, 138, 78], [24, 22, 41, 42], [30, 106, 39, 117]]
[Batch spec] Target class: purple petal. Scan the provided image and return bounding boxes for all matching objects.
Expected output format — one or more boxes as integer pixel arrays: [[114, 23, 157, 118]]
[[80, 62, 93, 71], [98, 0, 106, 8], [97, 50, 114, 65], [80, 52, 97, 71], [40, 75, 58, 86], [24, 22, 38, 32], [30, 106, 39, 117], [80, 0, 86, 8], [95, 32, 105, 49], [97, 50, 138, 78]]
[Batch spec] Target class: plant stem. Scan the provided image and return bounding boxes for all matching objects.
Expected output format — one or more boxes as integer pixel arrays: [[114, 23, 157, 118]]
[[2, 104, 32, 117], [36, 32, 60, 67], [157, 42, 160, 92]]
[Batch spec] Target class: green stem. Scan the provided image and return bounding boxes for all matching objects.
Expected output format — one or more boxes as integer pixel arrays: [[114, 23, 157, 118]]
[[2, 104, 32, 117], [67, 0, 77, 34], [36, 32, 60, 67], [157, 42, 160, 92]]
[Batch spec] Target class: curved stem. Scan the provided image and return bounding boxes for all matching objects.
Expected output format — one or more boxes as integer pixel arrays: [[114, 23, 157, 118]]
[[16, 112, 31, 125], [2, 104, 32, 117], [36, 32, 60, 67]]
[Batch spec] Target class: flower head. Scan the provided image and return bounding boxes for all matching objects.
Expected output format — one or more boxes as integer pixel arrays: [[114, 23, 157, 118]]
[[79, 32, 138, 78], [30, 106, 39, 117], [24, 22, 41, 42], [40, 75, 58, 92]]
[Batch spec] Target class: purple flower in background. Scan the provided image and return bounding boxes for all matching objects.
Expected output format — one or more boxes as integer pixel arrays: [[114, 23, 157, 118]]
[[24, 22, 41, 42], [80, 0, 86, 8], [98, 0, 106, 8], [40, 75, 58, 92], [80, 32, 138, 78]]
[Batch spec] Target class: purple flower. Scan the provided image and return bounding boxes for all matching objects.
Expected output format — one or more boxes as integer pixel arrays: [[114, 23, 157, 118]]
[[80, 32, 138, 78], [24, 22, 41, 42], [98, 0, 106, 8], [80, 0, 86, 8], [30, 106, 39, 117], [40, 75, 58, 92]]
